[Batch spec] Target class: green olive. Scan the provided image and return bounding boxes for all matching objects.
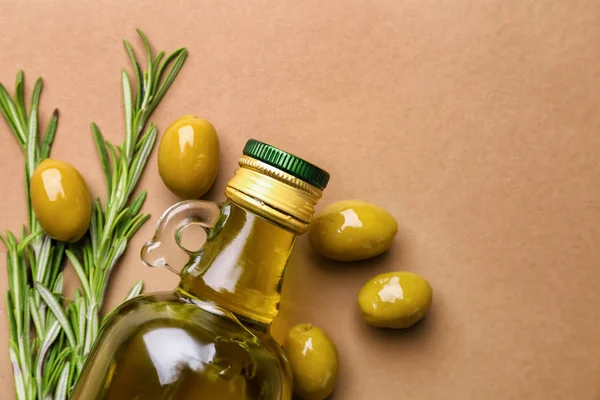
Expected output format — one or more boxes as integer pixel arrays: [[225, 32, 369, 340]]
[[158, 115, 220, 199], [358, 272, 432, 329], [284, 324, 339, 400], [308, 200, 398, 261], [30, 159, 92, 242]]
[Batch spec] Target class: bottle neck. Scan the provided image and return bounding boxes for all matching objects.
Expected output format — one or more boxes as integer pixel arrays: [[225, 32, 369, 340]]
[[179, 201, 297, 326]]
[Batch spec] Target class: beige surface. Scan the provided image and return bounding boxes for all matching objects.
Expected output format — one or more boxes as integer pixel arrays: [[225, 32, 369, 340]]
[[1, 1, 600, 399]]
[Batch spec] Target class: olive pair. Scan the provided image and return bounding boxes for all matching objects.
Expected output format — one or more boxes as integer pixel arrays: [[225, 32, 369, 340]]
[[29, 115, 220, 243], [308, 200, 433, 329]]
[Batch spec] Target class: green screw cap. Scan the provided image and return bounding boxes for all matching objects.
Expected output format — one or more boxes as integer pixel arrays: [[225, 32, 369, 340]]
[[243, 139, 330, 189]]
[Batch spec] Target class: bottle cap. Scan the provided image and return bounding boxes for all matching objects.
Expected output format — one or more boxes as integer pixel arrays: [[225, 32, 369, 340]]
[[226, 140, 330, 233], [243, 139, 330, 189]]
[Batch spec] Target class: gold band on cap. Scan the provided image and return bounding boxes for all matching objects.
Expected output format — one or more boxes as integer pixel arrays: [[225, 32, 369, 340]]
[[225, 156, 323, 234]]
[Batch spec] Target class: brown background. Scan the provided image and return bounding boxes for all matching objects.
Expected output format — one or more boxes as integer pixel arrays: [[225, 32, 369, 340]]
[[1, 1, 600, 399]]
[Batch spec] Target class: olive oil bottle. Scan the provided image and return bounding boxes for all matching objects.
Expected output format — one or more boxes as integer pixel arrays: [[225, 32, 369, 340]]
[[71, 139, 330, 400]]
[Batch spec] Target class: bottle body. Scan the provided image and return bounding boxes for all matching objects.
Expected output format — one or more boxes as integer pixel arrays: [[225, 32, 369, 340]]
[[71, 140, 329, 400], [71, 291, 291, 400], [72, 202, 294, 400]]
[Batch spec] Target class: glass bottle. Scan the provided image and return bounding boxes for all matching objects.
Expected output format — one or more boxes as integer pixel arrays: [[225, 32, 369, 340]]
[[70, 139, 330, 400]]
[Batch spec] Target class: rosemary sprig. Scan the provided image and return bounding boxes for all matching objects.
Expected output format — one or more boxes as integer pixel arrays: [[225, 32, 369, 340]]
[[68, 31, 187, 363], [1, 71, 65, 400], [0, 30, 187, 399]]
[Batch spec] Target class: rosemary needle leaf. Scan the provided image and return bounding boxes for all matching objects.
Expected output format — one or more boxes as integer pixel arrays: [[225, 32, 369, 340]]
[[137, 29, 154, 95], [27, 78, 43, 170], [66, 250, 92, 301], [127, 190, 147, 218], [90, 306, 99, 343], [6, 229, 18, 249], [52, 272, 64, 294], [94, 198, 104, 232], [153, 51, 165, 72], [124, 213, 150, 239], [48, 346, 71, 391], [77, 297, 86, 345], [125, 281, 143, 301], [83, 305, 98, 355], [30, 78, 43, 114], [132, 109, 144, 145], [30, 301, 44, 338], [15, 71, 27, 127], [54, 362, 70, 400], [7, 242, 23, 336], [155, 47, 186, 80], [9, 344, 26, 400], [29, 78, 43, 128], [5, 293, 18, 342], [133, 113, 152, 151], [36, 283, 76, 348], [46, 354, 65, 395], [17, 318, 30, 380], [24, 290, 32, 342], [0, 105, 24, 148], [49, 242, 66, 288], [36, 320, 61, 398], [97, 238, 127, 303], [123, 40, 143, 110], [91, 122, 112, 196], [24, 163, 34, 229], [127, 125, 157, 193], [113, 153, 130, 209], [111, 207, 131, 236], [149, 49, 187, 117], [0, 83, 27, 145], [150, 51, 165, 93], [136, 29, 153, 64], [106, 141, 120, 201], [17, 230, 43, 252], [36, 236, 52, 287], [40, 109, 59, 160], [122, 70, 134, 159], [26, 114, 38, 178]]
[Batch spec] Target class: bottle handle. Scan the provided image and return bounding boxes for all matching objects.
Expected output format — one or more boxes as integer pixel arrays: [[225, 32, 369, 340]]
[[141, 200, 222, 275]]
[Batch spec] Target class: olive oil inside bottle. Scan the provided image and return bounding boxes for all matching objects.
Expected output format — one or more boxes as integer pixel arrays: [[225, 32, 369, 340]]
[[179, 203, 296, 325], [71, 204, 295, 400]]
